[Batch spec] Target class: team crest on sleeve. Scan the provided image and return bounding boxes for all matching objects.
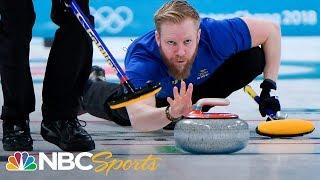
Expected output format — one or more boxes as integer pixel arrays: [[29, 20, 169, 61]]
[[197, 69, 209, 80]]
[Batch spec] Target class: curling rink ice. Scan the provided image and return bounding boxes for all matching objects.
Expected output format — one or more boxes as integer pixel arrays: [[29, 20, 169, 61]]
[[0, 36, 320, 180]]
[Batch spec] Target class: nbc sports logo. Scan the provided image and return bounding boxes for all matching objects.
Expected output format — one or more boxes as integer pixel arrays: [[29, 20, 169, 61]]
[[6, 151, 37, 171]]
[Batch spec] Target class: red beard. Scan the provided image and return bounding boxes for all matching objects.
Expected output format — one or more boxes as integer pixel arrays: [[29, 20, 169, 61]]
[[160, 44, 198, 80]]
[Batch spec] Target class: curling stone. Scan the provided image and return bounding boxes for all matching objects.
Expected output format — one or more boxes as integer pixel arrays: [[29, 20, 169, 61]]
[[174, 98, 249, 154]]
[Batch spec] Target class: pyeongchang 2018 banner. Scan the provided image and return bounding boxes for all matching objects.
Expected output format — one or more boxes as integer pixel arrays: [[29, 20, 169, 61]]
[[32, 0, 319, 37]]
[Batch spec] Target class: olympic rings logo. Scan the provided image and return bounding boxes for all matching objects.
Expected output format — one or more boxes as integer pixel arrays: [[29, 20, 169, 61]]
[[90, 6, 133, 34]]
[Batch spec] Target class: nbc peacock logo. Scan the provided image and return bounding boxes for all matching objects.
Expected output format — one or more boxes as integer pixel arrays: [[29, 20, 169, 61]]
[[6, 151, 37, 171]]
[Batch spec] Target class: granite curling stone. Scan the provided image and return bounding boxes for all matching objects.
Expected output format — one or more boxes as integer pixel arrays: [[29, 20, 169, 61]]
[[174, 98, 250, 154]]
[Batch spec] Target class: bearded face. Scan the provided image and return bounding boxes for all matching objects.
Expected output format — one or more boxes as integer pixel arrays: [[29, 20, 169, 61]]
[[160, 43, 198, 80], [155, 18, 201, 80]]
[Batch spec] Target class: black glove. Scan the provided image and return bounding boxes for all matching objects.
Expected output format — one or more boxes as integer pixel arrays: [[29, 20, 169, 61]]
[[259, 79, 281, 117]]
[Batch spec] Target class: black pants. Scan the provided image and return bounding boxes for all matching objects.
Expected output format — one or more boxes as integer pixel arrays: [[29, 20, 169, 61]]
[[82, 47, 265, 126], [0, 0, 93, 121]]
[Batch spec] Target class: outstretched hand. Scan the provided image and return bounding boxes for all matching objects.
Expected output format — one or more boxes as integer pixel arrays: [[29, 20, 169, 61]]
[[167, 81, 193, 118]]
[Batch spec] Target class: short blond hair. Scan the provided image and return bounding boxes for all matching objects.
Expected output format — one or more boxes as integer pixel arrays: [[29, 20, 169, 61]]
[[154, 0, 200, 32]]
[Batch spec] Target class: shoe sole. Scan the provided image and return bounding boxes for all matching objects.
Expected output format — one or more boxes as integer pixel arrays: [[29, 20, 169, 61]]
[[41, 130, 95, 152], [3, 144, 33, 151]]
